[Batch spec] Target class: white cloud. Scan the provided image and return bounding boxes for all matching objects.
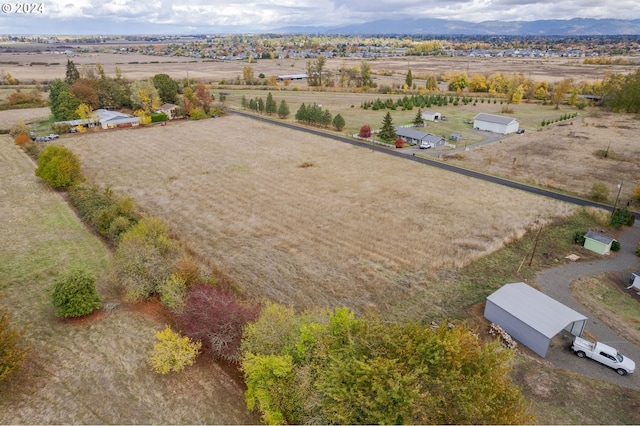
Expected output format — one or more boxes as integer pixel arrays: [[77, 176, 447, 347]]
[[0, 0, 638, 34]]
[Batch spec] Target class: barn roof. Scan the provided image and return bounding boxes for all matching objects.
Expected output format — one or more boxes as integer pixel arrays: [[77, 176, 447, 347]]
[[474, 113, 517, 126], [486, 282, 587, 339]]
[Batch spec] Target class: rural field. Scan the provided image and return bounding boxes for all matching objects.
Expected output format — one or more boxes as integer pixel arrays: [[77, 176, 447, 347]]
[[4, 109, 640, 425], [2, 48, 640, 423], [443, 110, 640, 205], [60, 114, 574, 319], [0, 135, 258, 424], [1, 50, 638, 86]]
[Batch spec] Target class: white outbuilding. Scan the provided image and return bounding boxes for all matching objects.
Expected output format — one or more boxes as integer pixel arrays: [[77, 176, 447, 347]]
[[484, 282, 588, 358], [421, 110, 441, 121], [473, 113, 519, 134]]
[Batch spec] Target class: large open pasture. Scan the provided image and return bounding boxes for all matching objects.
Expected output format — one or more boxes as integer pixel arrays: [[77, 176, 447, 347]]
[[2, 50, 637, 86], [60, 115, 574, 319]]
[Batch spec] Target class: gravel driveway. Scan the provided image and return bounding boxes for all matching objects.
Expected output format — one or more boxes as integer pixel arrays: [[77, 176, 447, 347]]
[[537, 222, 640, 389]]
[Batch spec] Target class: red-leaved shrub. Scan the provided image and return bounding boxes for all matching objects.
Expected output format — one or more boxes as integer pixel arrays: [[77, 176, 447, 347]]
[[178, 284, 259, 364], [358, 124, 372, 138], [395, 138, 405, 148]]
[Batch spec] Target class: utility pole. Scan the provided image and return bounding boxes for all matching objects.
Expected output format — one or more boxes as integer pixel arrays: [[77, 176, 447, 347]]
[[611, 181, 623, 216], [528, 225, 543, 267]]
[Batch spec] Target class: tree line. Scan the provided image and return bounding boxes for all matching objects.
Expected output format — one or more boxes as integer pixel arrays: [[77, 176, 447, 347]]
[[48, 59, 222, 123]]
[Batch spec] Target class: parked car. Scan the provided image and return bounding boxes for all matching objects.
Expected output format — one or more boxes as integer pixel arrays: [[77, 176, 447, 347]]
[[47, 133, 59, 139], [572, 336, 635, 375], [419, 141, 434, 149], [35, 136, 50, 142], [516, 129, 525, 134]]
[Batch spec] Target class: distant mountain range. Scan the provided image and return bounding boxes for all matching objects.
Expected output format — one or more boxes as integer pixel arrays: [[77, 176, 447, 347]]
[[276, 18, 640, 36]]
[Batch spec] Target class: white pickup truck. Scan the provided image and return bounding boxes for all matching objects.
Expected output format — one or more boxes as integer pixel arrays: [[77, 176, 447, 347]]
[[571, 336, 635, 376]]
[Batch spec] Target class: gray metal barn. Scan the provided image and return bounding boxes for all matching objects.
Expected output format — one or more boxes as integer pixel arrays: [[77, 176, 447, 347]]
[[473, 113, 519, 134], [484, 282, 587, 358]]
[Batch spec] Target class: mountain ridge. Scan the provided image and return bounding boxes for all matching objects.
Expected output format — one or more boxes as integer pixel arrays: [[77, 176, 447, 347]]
[[275, 18, 640, 36]]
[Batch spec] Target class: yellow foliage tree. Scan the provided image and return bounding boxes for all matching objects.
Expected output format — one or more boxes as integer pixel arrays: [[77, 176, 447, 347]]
[[6, 72, 17, 85], [468, 74, 488, 92], [509, 84, 525, 104], [134, 109, 152, 125], [149, 325, 201, 374], [487, 72, 510, 95], [130, 80, 161, 114], [76, 103, 96, 122]]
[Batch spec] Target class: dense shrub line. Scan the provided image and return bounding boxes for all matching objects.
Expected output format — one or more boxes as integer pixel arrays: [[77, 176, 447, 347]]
[[30, 141, 259, 373], [68, 185, 139, 242]]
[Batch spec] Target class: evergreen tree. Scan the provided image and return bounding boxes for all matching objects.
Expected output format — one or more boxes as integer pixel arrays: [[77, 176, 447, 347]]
[[320, 110, 332, 127], [332, 113, 345, 131], [413, 108, 424, 126], [295, 103, 307, 122], [257, 97, 265, 113], [65, 59, 80, 85], [277, 99, 290, 118], [379, 112, 397, 143], [405, 69, 413, 88], [265, 92, 277, 115]]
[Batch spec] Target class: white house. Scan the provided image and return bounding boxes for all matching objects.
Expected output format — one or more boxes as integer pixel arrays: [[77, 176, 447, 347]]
[[395, 127, 445, 148], [473, 113, 519, 134], [156, 103, 180, 120], [421, 110, 441, 121]]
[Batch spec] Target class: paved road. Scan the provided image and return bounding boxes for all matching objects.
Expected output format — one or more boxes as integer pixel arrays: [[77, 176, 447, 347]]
[[232, 111, 639, 219], [539, 222, 640, 390]]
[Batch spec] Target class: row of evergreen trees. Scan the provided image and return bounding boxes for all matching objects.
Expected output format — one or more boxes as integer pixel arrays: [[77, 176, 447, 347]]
[[541, 112, 579, 126], [241, 92, 291, 118], [362, 94, 501, 111], [295, 103, 345, 131]]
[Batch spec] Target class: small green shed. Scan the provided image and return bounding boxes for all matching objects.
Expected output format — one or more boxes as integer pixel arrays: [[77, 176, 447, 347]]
[[583, 230, 616, 255]]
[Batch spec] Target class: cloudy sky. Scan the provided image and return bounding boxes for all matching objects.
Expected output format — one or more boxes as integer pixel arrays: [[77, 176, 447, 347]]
[[1, 0, 639, 35]]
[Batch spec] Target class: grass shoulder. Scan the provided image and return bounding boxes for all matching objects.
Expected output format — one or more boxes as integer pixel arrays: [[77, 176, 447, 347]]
[[571, 273, 640, 346]]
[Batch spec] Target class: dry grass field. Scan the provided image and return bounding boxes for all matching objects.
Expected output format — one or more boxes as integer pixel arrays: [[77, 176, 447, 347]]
[[444, 110, 640, 204], [2, 50, 637, 86], [60, 115, 574, 319], [0, 134, 257, 424], [0, 106, 49, 128]]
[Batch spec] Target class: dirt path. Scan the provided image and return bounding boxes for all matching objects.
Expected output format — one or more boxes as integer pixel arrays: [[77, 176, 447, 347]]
[[537, 222, 640, 389]]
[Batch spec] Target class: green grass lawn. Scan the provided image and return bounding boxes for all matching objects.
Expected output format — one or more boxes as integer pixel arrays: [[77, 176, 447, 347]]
[[221, 87, 588, 142]]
